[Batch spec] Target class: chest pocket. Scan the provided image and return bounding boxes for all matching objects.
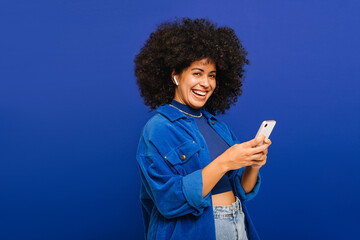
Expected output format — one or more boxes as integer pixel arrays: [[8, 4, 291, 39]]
[[164, 140, 201, 175]]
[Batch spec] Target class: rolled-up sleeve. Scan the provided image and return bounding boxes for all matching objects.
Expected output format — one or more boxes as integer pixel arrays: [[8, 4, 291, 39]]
[[230, 168, 261, 202], [182, 169, 211, 214]]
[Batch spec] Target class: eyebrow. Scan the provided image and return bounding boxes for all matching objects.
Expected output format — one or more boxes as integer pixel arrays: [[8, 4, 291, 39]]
[[191, 68, 216, 73]]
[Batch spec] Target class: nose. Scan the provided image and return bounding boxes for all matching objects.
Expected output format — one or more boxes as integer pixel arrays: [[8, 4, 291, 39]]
[[199, 76, 210, 88]]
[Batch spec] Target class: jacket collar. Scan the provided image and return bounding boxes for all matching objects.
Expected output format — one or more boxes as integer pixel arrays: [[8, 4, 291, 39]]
[[201, 109, 217, 121], [157, 104, 218, 122]]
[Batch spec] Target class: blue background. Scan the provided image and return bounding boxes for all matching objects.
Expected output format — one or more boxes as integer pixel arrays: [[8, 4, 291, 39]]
[[1, 0, 359, 239]]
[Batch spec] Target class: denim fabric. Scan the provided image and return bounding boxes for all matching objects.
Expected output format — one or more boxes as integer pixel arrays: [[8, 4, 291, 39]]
[[170, 100, 233, 195], [213, 197, 248, 240], [137, 104, 261, 240]]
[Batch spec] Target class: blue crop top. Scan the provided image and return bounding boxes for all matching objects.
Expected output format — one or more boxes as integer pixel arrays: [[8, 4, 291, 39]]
[[171, 100, 233, 195]]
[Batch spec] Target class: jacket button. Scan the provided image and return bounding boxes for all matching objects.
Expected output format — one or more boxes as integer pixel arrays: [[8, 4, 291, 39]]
[[212, 120, 215, 125], [180, 155, 186, 161]]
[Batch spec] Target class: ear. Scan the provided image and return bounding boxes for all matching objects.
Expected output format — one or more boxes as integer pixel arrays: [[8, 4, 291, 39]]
[[171, 70, 178, 86]]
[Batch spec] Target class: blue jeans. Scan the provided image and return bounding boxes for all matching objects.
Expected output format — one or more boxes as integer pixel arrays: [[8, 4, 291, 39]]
[[213, 197, 248, 240]]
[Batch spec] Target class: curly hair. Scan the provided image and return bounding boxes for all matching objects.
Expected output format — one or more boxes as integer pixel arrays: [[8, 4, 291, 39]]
[[134, 18, 249, 115]]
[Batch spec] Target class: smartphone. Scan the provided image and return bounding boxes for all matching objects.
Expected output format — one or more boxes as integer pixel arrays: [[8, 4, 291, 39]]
[[255, 120, 276, 145]]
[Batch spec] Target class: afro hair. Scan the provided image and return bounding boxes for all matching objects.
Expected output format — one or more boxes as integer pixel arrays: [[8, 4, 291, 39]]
[[134, 18, 249, 114]]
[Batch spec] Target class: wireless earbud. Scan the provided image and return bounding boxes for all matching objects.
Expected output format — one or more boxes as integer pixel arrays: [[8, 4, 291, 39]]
[[173, 76, 179, 86]]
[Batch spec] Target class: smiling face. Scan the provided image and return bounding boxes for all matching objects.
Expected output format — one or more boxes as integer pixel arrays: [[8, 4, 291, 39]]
[[173, 58, 216, 109]]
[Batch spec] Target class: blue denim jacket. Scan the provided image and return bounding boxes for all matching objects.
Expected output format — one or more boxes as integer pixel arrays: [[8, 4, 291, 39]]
[[137, 104, 261, 240]]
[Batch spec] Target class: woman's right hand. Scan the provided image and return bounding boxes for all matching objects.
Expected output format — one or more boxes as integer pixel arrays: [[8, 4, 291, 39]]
[[221, 135, 270, 171]]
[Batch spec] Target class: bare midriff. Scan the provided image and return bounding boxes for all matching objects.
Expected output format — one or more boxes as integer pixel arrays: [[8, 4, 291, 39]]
[[211, 190, 236, 206]]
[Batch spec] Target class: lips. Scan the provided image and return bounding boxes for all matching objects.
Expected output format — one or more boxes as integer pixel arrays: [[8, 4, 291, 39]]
[[192, 90, 206, 97]]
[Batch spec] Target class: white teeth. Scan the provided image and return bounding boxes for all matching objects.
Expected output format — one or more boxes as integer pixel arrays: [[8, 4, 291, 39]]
[[193, 90, 206, 96]]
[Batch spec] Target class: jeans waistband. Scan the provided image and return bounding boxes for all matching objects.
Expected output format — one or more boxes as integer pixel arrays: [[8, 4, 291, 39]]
[[213, 196, 242, 218]]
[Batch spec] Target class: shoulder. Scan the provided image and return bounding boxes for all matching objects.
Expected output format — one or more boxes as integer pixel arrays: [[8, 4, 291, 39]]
[[138, 111, 195, 159], [142, 104, 190, 139], [140, 110, 192, 148], [143, 112, 176, 139]]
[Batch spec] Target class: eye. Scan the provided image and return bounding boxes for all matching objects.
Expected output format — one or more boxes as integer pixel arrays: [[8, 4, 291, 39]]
[[209, 74, 216, 79], [193, 72, 201, 76]]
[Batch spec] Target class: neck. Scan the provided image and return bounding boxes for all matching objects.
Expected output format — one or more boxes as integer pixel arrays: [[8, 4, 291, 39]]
[[170, 100, 202, 117]]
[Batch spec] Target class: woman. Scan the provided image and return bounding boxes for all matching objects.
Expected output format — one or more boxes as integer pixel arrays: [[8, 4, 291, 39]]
[[134, 18, 271, 240]]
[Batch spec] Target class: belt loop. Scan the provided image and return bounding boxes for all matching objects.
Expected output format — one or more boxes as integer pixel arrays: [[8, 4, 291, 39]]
[[233, 201, 237, 217]]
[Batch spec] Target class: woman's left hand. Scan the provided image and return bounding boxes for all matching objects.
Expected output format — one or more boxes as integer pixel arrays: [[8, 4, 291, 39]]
[[251, 138, 271, 169]]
